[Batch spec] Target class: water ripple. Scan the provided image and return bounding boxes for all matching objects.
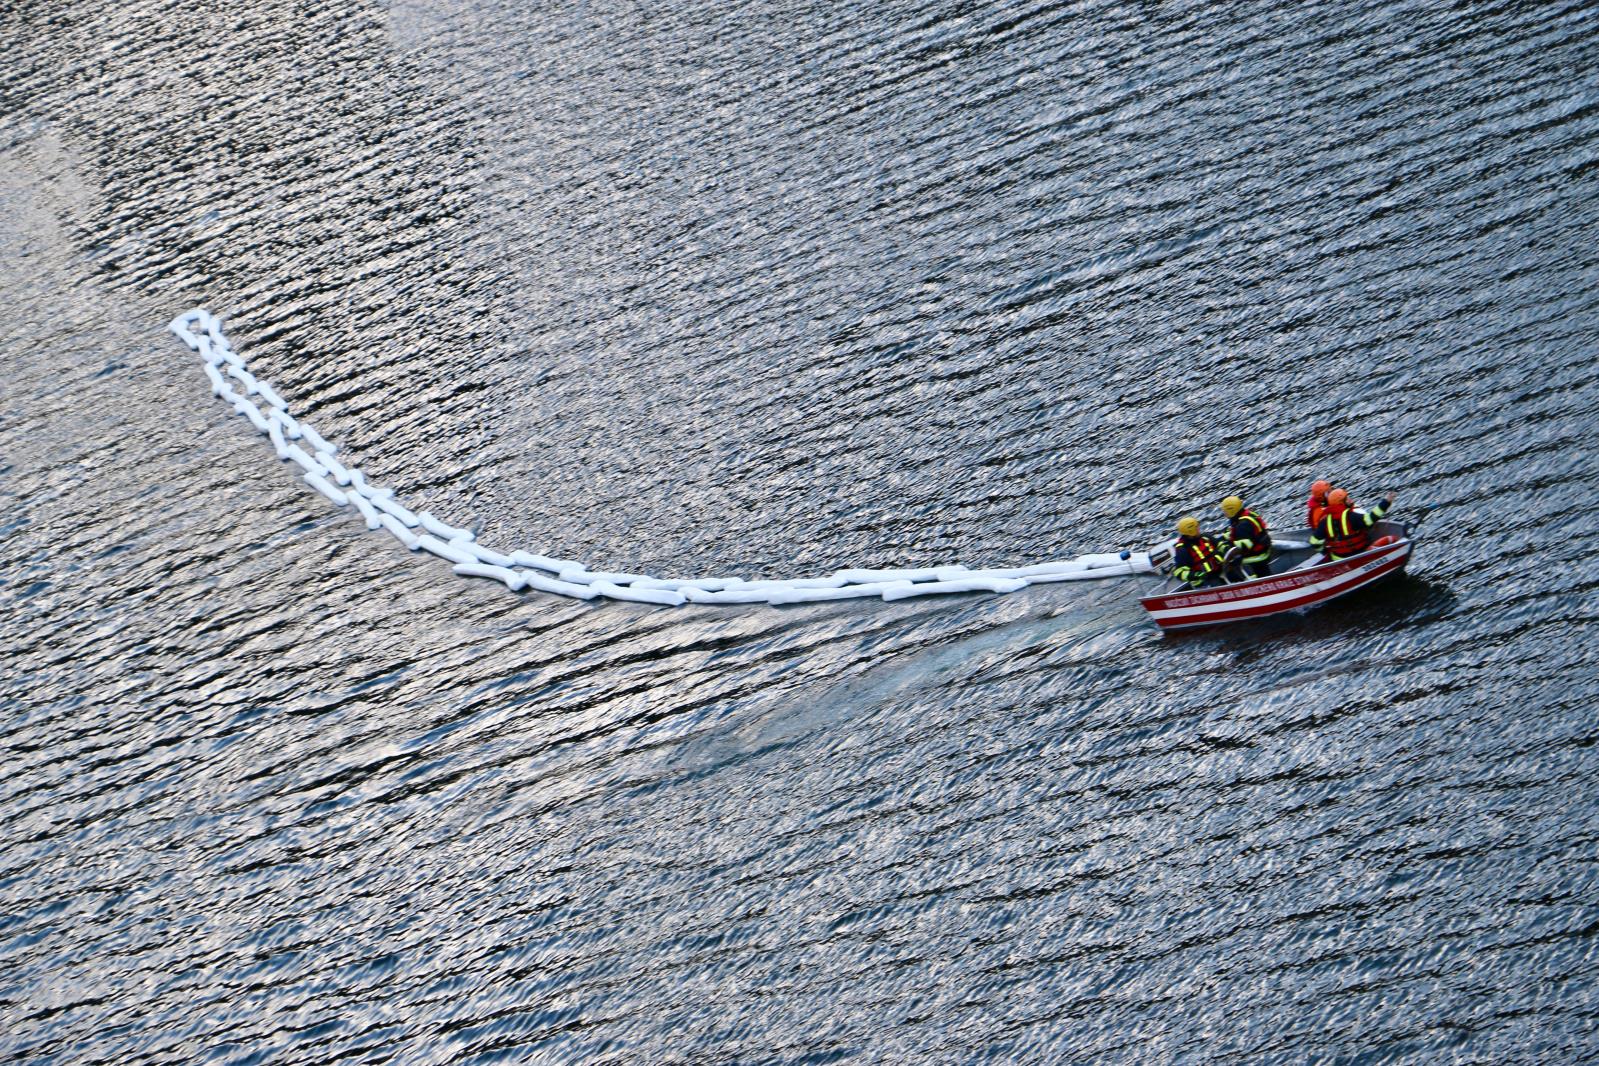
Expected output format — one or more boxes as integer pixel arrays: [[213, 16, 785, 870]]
[[3, 0, 1599, 1062]]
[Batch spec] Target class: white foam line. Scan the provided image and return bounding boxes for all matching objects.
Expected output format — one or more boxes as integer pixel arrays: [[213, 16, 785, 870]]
[[172, 309, 1156, 607], [371, 494, 420, 528], [319, 452, 354, 487], [453, 562, 524, 590], [524, 571, 601, 600], [232, 398, 271, 434], [349, 490, 381, 530], [682, 586, 776, 605], [418, 511, 471, 543], [507, 550, 570, 575], [304, 472, 348, 507], [284, 444, 327, 478], [268, 422, 290, 460], [882, 577, 1028, 600], [766, 582, 907, 604], [417, 534, 477, 565], [592, 581, 687, 607], [380, 513, 421, 549], [461, 543, 516, 568], [268, 408, 303, 439]]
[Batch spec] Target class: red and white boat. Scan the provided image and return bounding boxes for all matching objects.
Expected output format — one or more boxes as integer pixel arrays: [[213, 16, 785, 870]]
[[1140, 520, 1414, 631]]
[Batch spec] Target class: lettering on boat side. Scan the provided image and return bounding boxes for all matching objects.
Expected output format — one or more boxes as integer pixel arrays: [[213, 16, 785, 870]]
[[1166, 569, 1334, 608], [1159, 552, 1400, 610]]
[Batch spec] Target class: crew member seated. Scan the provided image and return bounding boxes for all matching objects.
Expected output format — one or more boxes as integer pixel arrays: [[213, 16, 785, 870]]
[[1172, 516, 1227, 588], [1310, 488, 1397, 560], [1219, 495, 1272, 579], [1306, 479, 1331, 528]]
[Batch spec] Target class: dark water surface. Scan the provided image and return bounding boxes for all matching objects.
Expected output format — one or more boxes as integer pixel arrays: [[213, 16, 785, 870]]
[[4, 0, 1599, 1061]]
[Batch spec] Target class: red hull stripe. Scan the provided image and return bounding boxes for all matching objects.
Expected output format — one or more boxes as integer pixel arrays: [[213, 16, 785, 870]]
[[1142, 543, 1407, 614], [1150, 556, 1409, 628], [1142, 545, 1410, 628], [1143, 543, 1407, 613]]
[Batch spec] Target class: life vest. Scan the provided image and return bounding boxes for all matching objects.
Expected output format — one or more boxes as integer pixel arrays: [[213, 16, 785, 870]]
[[1174, 534, 1225, 584], [1306, 496, 1328, 528], [1229, 508, 1272, 560], [1318, 507, 1370, 559]]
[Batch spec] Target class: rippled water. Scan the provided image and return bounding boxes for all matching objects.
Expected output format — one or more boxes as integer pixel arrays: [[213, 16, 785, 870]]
[[4, 0, 1599, 1061]]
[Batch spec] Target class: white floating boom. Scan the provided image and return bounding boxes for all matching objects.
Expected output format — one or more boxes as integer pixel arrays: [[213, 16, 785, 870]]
[[170, 309, 1159, 607]]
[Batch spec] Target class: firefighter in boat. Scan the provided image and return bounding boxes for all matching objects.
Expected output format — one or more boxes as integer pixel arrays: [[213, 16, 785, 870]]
[[1306, 479, 1331, 528], [1218, 495, 1273, 579], [1310, 488, 1397, 560], [1172, 516, 1228, 588]]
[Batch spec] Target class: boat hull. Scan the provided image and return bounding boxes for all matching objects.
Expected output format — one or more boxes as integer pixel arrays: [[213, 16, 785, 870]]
[[1140, 525, 1412, 631]]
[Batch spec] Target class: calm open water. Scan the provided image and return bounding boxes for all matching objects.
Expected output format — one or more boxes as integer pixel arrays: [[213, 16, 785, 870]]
[[3, 0, 1598, 1062]]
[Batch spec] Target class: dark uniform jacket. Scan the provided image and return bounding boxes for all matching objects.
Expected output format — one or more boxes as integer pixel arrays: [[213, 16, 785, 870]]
[[1225, 508, 1272, 562], [1173, 534, 1225, 587]]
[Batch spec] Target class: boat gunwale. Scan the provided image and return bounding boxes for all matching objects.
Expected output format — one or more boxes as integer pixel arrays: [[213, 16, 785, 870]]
[[1140, 520, 1414, 628]]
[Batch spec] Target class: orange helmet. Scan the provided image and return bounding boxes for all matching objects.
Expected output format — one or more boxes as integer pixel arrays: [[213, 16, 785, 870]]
[[1310, 479, 1330, 498], [1327, 487, 1349, 509]]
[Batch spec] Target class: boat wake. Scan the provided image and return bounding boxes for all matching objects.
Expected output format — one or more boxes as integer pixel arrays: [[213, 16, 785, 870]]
[[170, 309, 1160, 607]]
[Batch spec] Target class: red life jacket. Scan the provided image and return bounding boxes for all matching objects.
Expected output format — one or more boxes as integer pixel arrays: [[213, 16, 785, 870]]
[[1230, 509, 1271, 558], [1176, 534, 1224, 580], [1318, 507, 1370, 558], [1306, 496, 1328, 528]]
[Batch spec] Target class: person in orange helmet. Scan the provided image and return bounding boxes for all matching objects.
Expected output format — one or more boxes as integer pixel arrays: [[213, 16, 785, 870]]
[[1310, 487, 1397, 560], [1306, 479, 1331, 528]]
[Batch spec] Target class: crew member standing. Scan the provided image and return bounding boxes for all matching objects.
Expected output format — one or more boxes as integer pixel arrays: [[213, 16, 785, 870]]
[[1172, 516, 1227, 588], [1219, 496, 1273, 578], [1310, 488, 1397, 560]]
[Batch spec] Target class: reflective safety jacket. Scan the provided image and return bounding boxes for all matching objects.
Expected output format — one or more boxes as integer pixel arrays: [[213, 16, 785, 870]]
[[1173, 534, 1226, 587], [1310, 499, 1390, 559], [1226, 508, 1272, 562]]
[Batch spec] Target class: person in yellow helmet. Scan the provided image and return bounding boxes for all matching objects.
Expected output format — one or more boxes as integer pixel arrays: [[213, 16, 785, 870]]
[[1171, 516, 1227, 588], [1218, 495, 1273, 578]]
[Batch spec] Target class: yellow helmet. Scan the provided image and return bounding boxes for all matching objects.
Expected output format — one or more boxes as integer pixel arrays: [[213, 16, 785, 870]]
[[1177, 516, 1200, 537], [1220, 495, 1244, 517]]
